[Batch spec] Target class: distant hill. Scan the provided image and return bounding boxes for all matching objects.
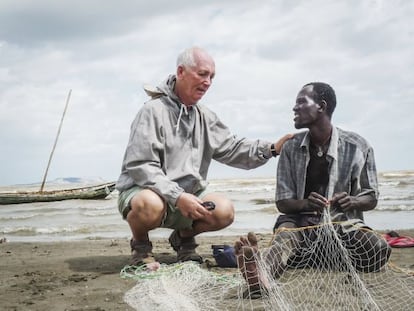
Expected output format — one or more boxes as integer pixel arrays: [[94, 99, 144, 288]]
[[3, 177, 111, 188], [52, 177, 108, 184]]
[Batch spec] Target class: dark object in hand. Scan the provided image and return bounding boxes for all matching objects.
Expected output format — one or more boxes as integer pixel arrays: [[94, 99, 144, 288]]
[[202, 201, 216, 211]]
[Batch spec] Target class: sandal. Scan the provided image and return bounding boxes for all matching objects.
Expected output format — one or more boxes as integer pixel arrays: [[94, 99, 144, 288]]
[[168, 230, 203, 263], [130, 239, 155, 266]]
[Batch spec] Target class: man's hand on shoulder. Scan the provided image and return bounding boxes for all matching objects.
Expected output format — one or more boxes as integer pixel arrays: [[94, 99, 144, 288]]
[[272, 133, 295, 156]]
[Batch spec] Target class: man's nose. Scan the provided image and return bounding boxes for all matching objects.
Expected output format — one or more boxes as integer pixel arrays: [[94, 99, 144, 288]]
[[203, 76, 212, 86]]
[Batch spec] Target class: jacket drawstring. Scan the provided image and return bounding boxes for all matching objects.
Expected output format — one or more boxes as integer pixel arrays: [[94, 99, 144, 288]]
[[175, 104, 188, 132]]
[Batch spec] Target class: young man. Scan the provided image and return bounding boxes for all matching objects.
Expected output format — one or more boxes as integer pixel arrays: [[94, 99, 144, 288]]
[[235, 82, 391, 294], [116, 46, 291, 266]]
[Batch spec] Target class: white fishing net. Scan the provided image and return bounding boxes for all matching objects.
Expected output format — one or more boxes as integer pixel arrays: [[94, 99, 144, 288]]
[[121, 262, 241, 311], [238, 211, 414, 311], [121, 212, 413, 311]]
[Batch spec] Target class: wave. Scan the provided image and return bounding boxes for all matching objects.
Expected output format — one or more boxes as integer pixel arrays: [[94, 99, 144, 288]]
[[82, 210, 117, 217], [1, 224, 125, 235], [380, 170, 414, 178], [209, 178, 275, 193], [379, 181, 400, 186], [78, 204, 116, 211], [380, 195, 414, 201], [210, 185, 275, 194], [379, 181, 414, 188], [376, 204, 414, 211], [0, 213, 42, 220]]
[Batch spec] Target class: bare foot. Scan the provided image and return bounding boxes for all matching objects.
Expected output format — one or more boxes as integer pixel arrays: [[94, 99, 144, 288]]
[[145, 261, 161, 271], [234, 232, 265, 295]]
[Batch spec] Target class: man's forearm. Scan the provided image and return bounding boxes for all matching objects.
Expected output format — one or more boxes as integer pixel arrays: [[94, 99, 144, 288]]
[[354, 193, 378, 211], [276, 199, 310, 214]]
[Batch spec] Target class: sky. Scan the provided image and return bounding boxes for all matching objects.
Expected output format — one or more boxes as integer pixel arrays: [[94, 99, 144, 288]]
[[0, 0, 413, 186]]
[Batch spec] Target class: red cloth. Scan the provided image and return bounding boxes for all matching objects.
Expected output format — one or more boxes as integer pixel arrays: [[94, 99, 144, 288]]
[[383, 231, 414, 248]]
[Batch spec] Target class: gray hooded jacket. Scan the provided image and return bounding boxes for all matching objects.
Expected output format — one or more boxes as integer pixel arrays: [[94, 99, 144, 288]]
[[116, 75, 273, 206]]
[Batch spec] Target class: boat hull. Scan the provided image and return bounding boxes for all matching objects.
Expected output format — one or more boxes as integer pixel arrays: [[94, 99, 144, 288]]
[[0, 182, 116, 205]]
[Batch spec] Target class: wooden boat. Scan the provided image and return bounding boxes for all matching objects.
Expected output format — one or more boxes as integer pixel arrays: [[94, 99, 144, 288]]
[[0, 182, 116, 205], [2, 91, 117, 205]]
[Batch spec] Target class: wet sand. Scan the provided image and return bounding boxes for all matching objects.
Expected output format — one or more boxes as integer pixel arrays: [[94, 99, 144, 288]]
[[1, 230, 413, 311]]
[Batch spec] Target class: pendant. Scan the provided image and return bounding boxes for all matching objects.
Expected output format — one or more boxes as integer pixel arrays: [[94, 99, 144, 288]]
[[317, 147, 324, 157]]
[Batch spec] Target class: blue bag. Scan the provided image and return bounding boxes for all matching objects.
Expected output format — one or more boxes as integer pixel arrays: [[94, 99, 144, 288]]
[[212, 244, 237, 268]]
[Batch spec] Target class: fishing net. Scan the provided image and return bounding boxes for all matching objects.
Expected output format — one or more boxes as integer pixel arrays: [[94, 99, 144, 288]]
[[121, 262, 241, 311], [238, 210, 414, 311], [121, 211, 413, 311]]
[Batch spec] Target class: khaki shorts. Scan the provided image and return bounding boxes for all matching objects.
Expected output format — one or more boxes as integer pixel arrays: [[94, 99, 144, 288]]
[[118, 186, 210, 230]]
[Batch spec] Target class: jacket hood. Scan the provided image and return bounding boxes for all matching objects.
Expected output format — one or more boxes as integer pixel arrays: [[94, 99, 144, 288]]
[[143, 75, 190, 132], [143, 75, 179, 102]]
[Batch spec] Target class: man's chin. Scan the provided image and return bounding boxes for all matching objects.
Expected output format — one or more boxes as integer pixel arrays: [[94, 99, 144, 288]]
[[186, 99, 200, 106], [192, 95, 204, 103], [294, 123, 305, 129]]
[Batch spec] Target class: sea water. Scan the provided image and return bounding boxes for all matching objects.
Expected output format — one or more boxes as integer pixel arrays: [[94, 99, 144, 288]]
[[0, 171, 413, 242]]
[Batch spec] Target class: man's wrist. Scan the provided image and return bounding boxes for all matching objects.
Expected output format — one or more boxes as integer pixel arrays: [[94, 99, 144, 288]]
[[270, 143, 278, 157]]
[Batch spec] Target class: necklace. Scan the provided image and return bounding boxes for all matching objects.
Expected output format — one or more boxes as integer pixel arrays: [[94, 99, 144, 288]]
[[317, 146, 324, 157], [311, 130, 332, 158]]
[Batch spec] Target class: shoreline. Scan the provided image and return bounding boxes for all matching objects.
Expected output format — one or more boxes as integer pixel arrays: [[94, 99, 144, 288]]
[[3, 209, 414, 244], [1, 231, 414, 311]]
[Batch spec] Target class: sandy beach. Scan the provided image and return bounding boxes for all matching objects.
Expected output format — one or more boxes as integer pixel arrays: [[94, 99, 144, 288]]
[[1, 230, 413, 311]]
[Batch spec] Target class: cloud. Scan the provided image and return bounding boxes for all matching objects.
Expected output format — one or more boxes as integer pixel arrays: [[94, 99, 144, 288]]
[[0, 0, 413, 185], [0, 0, 216, 46]]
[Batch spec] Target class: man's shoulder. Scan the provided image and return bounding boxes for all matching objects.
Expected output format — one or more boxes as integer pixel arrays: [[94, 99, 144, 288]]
[[131, 98, 169, 125], [140, 96, 169, 111], [337, 127, 371, 149], [285, 131, 307, 148]]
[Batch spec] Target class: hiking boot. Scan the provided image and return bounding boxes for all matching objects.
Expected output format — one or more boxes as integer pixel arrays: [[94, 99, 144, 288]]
[[168, 230, 203, 263], [130, 239, 155, 266]]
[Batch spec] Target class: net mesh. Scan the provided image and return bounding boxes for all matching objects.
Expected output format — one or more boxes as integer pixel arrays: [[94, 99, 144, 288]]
[[121, 212, 413, 311], [238, 210, 413, 310], [121, 262, 241, 311]]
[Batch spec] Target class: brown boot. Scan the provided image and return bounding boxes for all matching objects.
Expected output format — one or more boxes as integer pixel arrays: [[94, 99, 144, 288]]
[[168, 230, 203, 263], [130, 239, 155, 266]]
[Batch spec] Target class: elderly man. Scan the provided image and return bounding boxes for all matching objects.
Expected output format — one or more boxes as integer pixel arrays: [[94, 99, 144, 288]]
[[116, 47, 291, 266]]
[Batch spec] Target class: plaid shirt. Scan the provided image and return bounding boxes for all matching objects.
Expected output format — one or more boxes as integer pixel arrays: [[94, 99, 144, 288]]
[[276, 126, 379, 221]]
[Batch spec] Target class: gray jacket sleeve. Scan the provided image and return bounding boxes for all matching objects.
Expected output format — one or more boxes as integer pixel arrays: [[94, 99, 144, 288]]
[[122, 105, 184, 206], [207, 111, 273, 168]]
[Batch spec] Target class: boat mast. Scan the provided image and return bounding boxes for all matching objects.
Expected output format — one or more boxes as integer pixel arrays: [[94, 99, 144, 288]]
[[40, 90, 72, 192]]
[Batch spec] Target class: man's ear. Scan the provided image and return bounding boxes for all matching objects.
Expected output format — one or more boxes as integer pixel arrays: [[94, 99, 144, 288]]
[[176, 65, 185, 78], [318, 100, 327, 112]]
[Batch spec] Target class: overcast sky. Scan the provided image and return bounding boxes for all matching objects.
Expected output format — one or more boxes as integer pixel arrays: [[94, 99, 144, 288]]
[[1, 0, 413, 186]]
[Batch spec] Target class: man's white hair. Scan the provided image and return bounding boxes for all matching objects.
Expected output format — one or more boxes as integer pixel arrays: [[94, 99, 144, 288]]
[[176, 46, 202, 68]]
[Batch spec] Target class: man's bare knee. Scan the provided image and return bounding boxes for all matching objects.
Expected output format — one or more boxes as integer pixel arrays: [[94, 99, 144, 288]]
[[202, 193, 235, 228], [129, 189, 165, 225]]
